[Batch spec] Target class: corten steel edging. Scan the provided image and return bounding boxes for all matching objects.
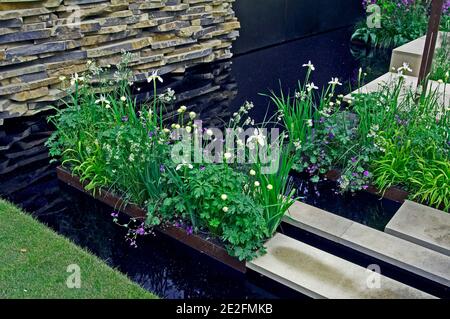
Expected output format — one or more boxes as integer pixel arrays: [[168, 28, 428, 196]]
[[325, 170, 409, 204], [56, 166, 246, 273]]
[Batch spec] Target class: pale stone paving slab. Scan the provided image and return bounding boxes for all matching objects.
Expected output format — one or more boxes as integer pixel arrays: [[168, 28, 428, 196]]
[[247, 233, 436, 299], [284, 201, 450, 287], [386, 200, 450, 257]]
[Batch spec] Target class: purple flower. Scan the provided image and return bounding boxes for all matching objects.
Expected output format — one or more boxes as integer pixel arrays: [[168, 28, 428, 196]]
[[148, 130, 155, 138], [351, 157, 357, 163], [362, 185, 369, 190], [186, 226, 193, 235], [328, 132, 335, 139], [111, 211, 119, 218], [160, 164, 165, 173], [121, 116, 128, 122], [200, 166, 205, 171], [136, 227, 145, 236], [363, 170, 370, 177]]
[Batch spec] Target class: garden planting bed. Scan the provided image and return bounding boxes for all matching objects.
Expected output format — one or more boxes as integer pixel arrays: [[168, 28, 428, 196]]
[[56, 166, 247, 273]]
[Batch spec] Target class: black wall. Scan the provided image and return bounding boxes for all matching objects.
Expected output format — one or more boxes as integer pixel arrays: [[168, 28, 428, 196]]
[[232, 0, 363, 54]]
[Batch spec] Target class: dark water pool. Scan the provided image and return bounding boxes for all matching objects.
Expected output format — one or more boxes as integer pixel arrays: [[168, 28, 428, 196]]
[[0, 27, 395, 299]]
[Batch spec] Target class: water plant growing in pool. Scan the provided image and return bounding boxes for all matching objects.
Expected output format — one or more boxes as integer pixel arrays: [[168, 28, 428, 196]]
[[46, 53, 296, 261], [271, 61, 449, 211], [352, 0, 450, 48]]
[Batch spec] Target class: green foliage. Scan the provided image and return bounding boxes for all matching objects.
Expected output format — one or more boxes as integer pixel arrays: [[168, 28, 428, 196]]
[[352, 0, 449, 49], [430, 32, 450, 83], [158, 164, 269, 261], [272, 61, 449, 212]]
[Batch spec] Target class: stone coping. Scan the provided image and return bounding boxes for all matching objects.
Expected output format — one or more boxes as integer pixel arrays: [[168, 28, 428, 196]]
[[247, 233, 436, 299], [386, 200, 450, 257], [283, 201, 450, 287], [344, 72, 449, 106]]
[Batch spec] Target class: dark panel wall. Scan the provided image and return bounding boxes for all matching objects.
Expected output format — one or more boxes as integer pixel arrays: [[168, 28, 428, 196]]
[[233, 0, 363, 54]]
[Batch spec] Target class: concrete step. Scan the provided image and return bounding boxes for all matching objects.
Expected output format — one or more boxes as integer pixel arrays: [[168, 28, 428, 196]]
[[385, 200, 450, 257], [344, 72, 449, 106], [283, 201, 450, 287], [247, 233, 436, 299], [390, 32, 448, 77]]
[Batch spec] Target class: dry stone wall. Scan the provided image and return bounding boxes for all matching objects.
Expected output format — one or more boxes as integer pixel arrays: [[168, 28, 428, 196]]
[[0, 0, 240, 124]]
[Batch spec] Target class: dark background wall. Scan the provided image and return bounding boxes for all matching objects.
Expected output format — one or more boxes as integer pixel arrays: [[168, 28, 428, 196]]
[[232, 0, 364, 54]]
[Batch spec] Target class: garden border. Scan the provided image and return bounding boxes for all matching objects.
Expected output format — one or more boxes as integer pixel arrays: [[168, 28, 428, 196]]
[[56, 166, 247, 273]]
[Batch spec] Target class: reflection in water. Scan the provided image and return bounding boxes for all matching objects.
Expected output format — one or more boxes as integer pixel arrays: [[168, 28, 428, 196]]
[[292, 174, 400, 232], [0, 28, 394, 299]]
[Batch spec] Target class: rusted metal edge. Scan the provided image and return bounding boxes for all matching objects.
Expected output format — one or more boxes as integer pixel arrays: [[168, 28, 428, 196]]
[[326, 170, 409, 204], [56, 166, 247, 273]]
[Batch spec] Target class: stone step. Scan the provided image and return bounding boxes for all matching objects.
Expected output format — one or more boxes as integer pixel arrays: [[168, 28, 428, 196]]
[[283, 201, 450, 287], [247, 233, 436, 299], [344, 72, 449, 106], [385, 200, 450, 257], [389, 32, 448, 77]]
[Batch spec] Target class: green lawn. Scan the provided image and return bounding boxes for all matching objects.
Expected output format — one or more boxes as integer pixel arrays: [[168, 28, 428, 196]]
[[0, 199, 157, 299]]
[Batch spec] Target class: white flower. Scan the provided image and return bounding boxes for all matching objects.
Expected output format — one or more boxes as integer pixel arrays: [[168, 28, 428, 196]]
[[247, 129, 266, 149], [249, 169, 256, 176], [294, 140, 302, 150], [177, 105, 187, 113], [221, 194, 228, 201], [244, 101, 254, 110], [267, 184, 273, 190], [147, 70, 163, 83], [175, 124, 181, 129], [185, 126, 192, 133], [163, 128, 170, 134], [306, 119, 313, 127], [167, 88, 175, 97], [306, 83, 318, 92], [224, 152, 232, 160], [328, 77, 342, 86], [120, 96, 126, 102], [59, 76, 66, 81], [302, 60, 315, 71], [176, 162, 193, 171], [206, 129, 213, 136], [189, 111, 196, 119], [70, 73, 84, 85], [397, 62, 412, 74], [438, 79, 444, 84], [254, 181, 260, 187], [95, 95, 110, 105], [222, 207, 229, 213]]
